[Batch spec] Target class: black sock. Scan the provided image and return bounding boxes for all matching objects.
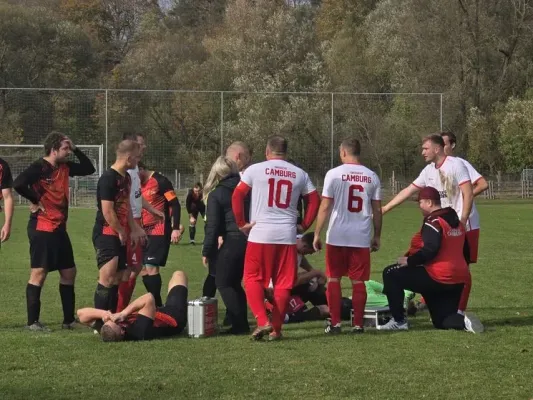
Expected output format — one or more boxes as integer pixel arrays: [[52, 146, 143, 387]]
[[190, 225, 196, 241], [26, 284, 42, 326], [143, 274, 163, 307], [202, 275, 216, 298], [109, 285, 119, 313], [94, 283, 111, 310], [59, 284, 75, 324]]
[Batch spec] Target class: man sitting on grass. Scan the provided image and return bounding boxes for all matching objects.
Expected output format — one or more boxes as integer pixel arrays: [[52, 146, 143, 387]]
[[77, 271, 188, 341]]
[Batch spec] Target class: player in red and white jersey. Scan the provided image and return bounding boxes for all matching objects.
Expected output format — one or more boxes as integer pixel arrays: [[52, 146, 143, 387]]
[[232, 136, 320, 341], [117, 133, 163, 312], [313, 138, 382, 334], [440, 131, 488, 313], [382, 134, 474, 227], [440, 131, 487, 263], [382, 134, 474, 315]]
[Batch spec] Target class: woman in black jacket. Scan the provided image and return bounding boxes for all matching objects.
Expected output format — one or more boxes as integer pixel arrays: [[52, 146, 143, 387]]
[[202, 156, 250, 334]]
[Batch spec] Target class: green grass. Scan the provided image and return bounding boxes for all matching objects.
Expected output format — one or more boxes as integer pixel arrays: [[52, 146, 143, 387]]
[[1, 202, 533, 399]]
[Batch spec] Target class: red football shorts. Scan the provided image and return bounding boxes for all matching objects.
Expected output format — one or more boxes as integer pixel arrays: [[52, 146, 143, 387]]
[[243, 242, 298, 290], [326, 245, 370, 281], [127, 218, 143, 271], [466, 229, 480, 264]]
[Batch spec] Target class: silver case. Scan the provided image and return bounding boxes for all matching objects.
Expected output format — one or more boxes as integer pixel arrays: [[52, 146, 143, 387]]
[[187, 297, 218, 338], [351, 306, 392, 328]]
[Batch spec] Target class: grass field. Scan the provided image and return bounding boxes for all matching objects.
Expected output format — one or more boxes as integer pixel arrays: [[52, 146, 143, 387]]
[[1, 201, 533, 399]]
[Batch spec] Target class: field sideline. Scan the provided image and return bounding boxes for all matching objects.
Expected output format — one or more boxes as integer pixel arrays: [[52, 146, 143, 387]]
[[0, 201, 532, 399]]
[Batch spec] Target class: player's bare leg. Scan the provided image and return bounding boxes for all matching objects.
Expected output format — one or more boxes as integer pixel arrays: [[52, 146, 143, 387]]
[[167, 270, 188, 291], [58, 267, 78, 329], [26, 268, 50, 332], [324, 277, 342, 334], [140, 266, 163, 307], [351, 279, 366, 333]]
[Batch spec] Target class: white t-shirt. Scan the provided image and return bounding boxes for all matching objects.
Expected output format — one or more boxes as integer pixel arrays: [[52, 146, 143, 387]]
[[456, 157, 482, 230], [322, 164, 381, 247], [240, 159, 316, 245], [128, 166, 142, 219], [412, 156, 474, 229]]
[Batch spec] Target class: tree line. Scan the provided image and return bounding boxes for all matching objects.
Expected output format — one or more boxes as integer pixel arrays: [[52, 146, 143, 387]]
[[1, 0, 533, 179]]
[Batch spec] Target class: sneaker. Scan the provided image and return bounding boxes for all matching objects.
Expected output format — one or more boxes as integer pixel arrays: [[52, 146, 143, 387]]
[[190, 240, 196, 245], [62, 320, 83, 330], [376, 318, 409, 331], [250, 324, 273, 341], [25, 322, 51, 332], [464, 312, 484, 334], [351, 325, 364, 334], [268, 332, 282, 342], [324, 318, 342, 334]]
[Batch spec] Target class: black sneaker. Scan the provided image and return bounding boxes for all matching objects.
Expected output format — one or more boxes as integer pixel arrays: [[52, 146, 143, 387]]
[[25, 322, 51, 332], [324, 318, 342, 335], [62, 320, 83, 330], [351, 325, 364, 334]]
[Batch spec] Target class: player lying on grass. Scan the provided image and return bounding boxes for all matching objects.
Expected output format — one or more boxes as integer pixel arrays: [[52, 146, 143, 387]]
[[378, 187, 484, 333], [77, 270, 188, 342], [265, 233, 416, 323]]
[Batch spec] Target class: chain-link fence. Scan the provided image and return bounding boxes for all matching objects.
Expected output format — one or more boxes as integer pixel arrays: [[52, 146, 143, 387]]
[[0, 88, 459, 206]]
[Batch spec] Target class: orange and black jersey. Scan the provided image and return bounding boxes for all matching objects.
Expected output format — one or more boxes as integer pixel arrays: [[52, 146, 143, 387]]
[[13, 149, 95, 232], [95, 168, 131, 236], [141, 172, 181, 236], [122, 311, 180, 341], [0, 157, 13, 212]]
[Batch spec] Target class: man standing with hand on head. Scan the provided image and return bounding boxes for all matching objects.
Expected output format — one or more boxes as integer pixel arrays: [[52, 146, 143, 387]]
[[14, 132, 95, 331], [232, 135, 320, 341], [313, 138, 382, 334], [0, 157, 14, 247]]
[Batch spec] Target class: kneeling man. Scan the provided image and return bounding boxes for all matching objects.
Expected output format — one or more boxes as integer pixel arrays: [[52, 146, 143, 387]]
[[378, 187, 483, 333], [77, 271, 188, 341]]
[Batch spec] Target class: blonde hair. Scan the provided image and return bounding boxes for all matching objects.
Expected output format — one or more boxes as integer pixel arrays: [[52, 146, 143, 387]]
[[204, 156, 239, 194]]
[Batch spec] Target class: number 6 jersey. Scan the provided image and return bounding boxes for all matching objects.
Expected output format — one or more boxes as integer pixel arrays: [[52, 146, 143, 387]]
[[238, 159, 317, 244], [322, 163, 381, 248]]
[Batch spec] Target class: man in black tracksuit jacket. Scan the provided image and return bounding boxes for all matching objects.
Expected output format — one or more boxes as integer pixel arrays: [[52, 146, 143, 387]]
[[202, 173, 251, 334]]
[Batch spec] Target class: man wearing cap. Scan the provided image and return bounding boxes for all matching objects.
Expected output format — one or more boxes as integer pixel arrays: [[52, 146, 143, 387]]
[[377, 187, 484, 333]]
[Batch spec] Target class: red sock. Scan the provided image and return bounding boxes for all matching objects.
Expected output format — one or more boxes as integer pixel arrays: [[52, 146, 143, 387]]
[[326, 281, 342, 325], [458, 276, 472, 312], [271, 288, 291, 334], [245, 280, 269, 326], [352, 281, 367, 327], [116, 277, 137, 312]]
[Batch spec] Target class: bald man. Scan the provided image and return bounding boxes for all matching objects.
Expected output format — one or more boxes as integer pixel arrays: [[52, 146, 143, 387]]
[[226, 141, 252, 173]]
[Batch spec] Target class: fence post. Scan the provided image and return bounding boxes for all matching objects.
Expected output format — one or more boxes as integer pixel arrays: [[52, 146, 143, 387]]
[[330, 92, 334, 169], [440, 93, 443, 131], [105, 89, 108, 167], [220, 91, 224, 156]]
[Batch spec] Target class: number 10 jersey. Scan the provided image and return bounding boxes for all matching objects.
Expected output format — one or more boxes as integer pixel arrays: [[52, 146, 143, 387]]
[[322, 163, 381, 248], [239, 159, 316, 244]]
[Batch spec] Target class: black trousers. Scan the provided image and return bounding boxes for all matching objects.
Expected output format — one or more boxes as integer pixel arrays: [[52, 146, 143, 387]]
[[215, 233, 249, 331], [382, 264, 465, 330]]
